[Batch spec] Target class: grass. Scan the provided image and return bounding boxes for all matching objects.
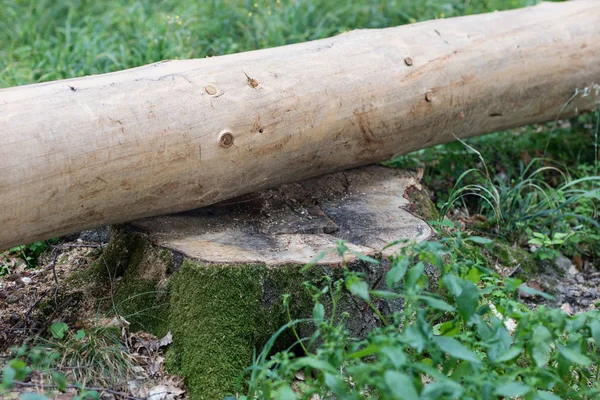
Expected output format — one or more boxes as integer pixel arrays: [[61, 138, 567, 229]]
[[2, 324, 136, 399], [389, 109, 600, 265], [1, 0, 544, 88], [38, 324, 136, 389]]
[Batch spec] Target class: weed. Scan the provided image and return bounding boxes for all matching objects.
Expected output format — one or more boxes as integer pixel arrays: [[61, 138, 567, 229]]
[[8, 239, 58, 268], [1, 322, 136, 399], [238, 239, 600, 399]]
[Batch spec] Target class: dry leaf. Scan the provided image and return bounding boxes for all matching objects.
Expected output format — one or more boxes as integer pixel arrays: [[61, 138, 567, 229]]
[[159, 331, 173, 347]]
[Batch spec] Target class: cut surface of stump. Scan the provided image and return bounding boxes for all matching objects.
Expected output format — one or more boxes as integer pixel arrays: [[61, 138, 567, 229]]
[[131, 166, 432, 265]]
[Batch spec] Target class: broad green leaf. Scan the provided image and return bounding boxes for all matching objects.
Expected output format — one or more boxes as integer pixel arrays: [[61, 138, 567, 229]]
[[530, 335, 551, 367], [84, 391, 100, 400], [324, 373, 348, 398], [486, 324, 512, 362], [275, 385, 298, 400], [386, 258, 409, 287], [52, 372, 67, 391], [346, 277, 370, 301], [493, 346, 522, 363], [75, 330, 86, 340], [528, 238, 544, 246], [349, 249, 380, 264], [465, 236, 493, 245], [2, 365, 16, 388], [434, 320, 461, 336], [433, 336, 480, 363], [442, 275, 463, 297], [384, 371, 419, 400], [290, 357, 337, 373], [504, 278, 523, 293], [370, 290, 401, 299], [50, 322, 69, 339], [405, 262, 425, 289], [7, 359, 28, 382], [348, 344, 379, 359], [557, 345, 592, 366], [518, 284, 554, 300], [313, 303, 325, 323], [450, 361, 472, 380], [494, 382, 531, 397], [589, 319, 600, 345], [403, 325, 426, 353], [382, 346, 407, 368], [535, 391, 562, 400], [420, 295, 455, 312], [553, 232, 569, 240], [456, 280, 479, 322], [421, 380, 464, 399], [466, 267, 482, 284]]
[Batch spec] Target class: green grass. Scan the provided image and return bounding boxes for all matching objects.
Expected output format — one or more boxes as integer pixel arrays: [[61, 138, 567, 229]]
[[389, 111, 600, 265], [1, 0, 543, 88]]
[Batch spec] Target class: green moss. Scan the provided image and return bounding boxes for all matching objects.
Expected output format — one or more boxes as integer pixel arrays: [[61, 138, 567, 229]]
[[487, 241, 538, 278], [66, 226, 147, 294], [165, 261, 321, 399], [167, 262, 266, 399], [405, 187, 440, 222], [111, 233, 171, 336]]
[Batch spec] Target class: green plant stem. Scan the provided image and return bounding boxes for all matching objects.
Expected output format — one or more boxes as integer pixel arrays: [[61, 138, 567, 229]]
[[286, 304, 309, 356]]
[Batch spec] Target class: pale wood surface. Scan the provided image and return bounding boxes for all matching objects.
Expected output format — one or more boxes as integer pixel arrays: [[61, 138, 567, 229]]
[[130, 166, 432, 265], [1, 0, 600, 249]]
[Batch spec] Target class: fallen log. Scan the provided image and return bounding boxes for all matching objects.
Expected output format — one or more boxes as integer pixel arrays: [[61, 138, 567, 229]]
[[1, 0, 599, 249]]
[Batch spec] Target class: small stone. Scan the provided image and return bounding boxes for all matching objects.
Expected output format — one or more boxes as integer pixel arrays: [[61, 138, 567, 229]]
[[554, 254, 572, 272], [568, 265, 579, 275], [560, 303, 574, 315], [20, 277, 32, 284], [79, 226, 110, 243]]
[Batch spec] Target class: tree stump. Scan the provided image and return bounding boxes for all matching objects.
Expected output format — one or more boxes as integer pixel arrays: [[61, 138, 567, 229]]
[[100, 166, 433, 399]]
